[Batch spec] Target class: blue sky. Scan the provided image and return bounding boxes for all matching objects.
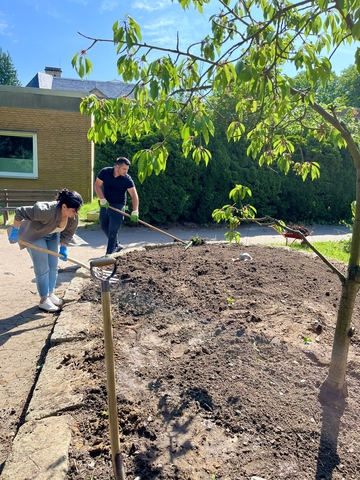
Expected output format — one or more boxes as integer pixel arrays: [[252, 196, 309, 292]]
[[0, 0, 358, 86]]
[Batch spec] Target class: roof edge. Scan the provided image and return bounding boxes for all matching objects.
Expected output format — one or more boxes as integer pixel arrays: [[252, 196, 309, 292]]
[[0, 84, 87, 99]]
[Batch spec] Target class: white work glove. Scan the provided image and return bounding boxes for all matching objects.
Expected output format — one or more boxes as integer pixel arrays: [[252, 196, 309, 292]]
[[130, 210, 139, 222], [99, 198, 109, 208]]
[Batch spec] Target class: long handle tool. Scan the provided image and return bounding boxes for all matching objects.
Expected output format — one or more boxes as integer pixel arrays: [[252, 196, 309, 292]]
[[19, 240, 90, 270], [19, 240, 120, 282], [108, 206, 193, 249], [90, 257, 126, 480]]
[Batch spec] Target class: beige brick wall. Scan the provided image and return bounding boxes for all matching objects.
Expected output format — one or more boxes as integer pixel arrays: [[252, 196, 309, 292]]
[[0, 106, 94, 203]]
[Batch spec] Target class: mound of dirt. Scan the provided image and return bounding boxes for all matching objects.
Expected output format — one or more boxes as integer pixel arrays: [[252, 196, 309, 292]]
[[67, 243, 360, 480]]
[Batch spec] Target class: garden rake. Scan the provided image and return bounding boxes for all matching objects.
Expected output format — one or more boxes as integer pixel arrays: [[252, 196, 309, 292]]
[[18, 240, 119, 282], [108, 205, 194, 249], [90, 257, 125, 480]]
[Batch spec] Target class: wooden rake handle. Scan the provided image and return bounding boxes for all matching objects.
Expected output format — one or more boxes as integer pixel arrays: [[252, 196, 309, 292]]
[[108, 205, 188, 245], [19, 240, 90, 271]]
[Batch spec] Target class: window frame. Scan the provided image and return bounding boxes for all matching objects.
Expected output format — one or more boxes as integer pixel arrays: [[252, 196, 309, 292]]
[[0, 130, 38, 179]]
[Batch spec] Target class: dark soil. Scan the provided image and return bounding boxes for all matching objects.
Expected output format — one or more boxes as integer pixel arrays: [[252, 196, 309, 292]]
[[66, 243, 360, 480]]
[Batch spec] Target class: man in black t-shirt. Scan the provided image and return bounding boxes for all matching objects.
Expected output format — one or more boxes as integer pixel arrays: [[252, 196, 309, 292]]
[[94, 157, 139, 255]]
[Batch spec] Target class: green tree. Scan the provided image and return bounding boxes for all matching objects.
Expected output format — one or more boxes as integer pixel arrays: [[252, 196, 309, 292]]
[[336, 65, 360, 107], [0, 48, 21, 86], [74, 0, 360, 401], [292, 70, 341, 105], [292, 65, 360, 109]]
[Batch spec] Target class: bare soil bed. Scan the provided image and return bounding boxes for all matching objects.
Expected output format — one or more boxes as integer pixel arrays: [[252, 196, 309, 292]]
[[67, 243, 360, 480]]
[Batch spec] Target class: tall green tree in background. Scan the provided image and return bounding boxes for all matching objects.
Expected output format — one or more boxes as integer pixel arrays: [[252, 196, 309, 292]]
[[292, 65, 360, 108], [336, 65, 360, 107], [73, 0, 360, 401], [0, 48, 21, 86]]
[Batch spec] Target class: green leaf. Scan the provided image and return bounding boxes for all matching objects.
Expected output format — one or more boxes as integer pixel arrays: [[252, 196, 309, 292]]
[[193, 147, 200, 165], [235, 60, 244, 75], [125, 32, 134, 49], [202, 148, 212, 165], [202, 120, 210, 144], [85, 58, 92, 75], [229, 184, 252, 203], [310, 162, 321, 180], [356, 48, 360, 73], [128, 16, 142, 41], [150, 80, 159, 100], [78, 59, 85, 79], [113, 26, 125, 44], [226, 122, 236, 141], [71, 53, 78, 69], [161, 65, 170, 92]]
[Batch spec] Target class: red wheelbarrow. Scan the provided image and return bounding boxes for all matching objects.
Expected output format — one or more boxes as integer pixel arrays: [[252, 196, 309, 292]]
[[283, 232, 307, 245], [283, 227, 312, 245], [270, 223, 312, 245]]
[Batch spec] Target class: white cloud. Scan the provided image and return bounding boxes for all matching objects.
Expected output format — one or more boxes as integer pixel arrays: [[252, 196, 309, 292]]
[[0, 18, 12, 37], [100, 0, 119, 12], [143, 18, 175, 31], [0, 12, 12, 36], [46, 8, 62, 19], [0, 22, 8, 35], [147, 34, 178, 48], [133, 0, 171, 12], [141, 14, 179, 48], [143, 12, 206, 48]]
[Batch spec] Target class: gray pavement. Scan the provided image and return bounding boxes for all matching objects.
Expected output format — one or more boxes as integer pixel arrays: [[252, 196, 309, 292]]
[[0, 222, 352, 479]]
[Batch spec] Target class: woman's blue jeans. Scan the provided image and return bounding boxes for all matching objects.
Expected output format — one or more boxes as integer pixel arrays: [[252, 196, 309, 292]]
[[99, 203, 125, 254], [26, 233, 59, 299]]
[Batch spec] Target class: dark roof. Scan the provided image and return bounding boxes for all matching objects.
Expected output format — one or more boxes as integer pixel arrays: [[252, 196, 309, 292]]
[[26, 72, 133, 99]]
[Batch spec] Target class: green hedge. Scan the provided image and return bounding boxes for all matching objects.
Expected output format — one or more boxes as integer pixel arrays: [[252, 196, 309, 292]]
[[94, 132, 356, 226]]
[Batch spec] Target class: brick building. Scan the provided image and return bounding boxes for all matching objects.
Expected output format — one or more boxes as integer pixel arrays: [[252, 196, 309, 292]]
[[0, 85, 94, 202], [0, 67, 133, 203]]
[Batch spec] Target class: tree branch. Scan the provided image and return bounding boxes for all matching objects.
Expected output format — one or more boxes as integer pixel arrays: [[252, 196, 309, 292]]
[[269, 218, 347, 283], [290, 87, 360, 169]]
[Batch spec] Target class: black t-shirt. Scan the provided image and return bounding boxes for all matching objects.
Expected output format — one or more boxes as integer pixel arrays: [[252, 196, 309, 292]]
[[97, 167, 135, 204]]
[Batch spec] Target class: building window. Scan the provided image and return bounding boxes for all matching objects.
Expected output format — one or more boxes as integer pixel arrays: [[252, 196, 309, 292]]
[[0, 131, 38, 178]]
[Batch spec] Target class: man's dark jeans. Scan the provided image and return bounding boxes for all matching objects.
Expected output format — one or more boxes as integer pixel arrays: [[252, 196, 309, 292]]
[[99, 203, 125, 254]]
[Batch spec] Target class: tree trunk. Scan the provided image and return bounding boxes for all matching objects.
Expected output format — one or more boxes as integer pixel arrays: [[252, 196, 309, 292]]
[[320, 279, 359, 401], [320, 166, 360, 402]]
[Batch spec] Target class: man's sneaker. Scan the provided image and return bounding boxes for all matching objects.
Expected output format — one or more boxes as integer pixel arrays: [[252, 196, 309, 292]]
[[39, 298, 60, 312], [114, 243, 124, 253], [49, 293, 64, 307]]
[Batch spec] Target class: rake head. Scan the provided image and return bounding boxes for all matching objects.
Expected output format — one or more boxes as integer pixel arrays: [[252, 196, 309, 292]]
[[90, 257, 120, 283]]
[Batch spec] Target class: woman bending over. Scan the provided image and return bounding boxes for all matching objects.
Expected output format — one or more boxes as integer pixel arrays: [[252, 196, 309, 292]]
[[8, 188, 83, 312]]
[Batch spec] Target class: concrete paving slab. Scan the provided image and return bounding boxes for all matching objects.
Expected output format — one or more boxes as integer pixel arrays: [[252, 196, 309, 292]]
[[50, 301, 95, 346], [1, 415, 73, 480], [26, 339, 96, 422]]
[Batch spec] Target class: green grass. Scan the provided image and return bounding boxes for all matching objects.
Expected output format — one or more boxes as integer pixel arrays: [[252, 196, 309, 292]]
[[287, 239, 351, 263], [77, 199, 102, 227], [0, 211, 14, 226], [78, 199, 100, 221]]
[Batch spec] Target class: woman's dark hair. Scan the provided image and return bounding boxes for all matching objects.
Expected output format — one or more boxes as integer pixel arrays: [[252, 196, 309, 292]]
[[56, 188, 83, 210]]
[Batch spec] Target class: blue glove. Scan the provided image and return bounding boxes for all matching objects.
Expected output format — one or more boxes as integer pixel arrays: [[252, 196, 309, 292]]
[[8, 227, 19, 244], [59, 245, 68, 261]]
